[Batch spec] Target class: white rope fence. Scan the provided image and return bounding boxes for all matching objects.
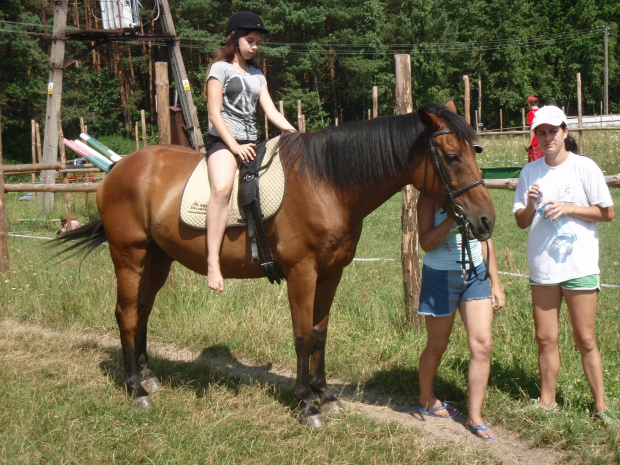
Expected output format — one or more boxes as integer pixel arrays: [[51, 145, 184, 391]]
[[8, 233, 620, 289]]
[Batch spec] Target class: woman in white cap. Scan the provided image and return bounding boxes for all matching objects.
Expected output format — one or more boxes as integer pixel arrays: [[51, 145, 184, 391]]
[[203, 11, 296, 292], [512, 106, 616, 425]]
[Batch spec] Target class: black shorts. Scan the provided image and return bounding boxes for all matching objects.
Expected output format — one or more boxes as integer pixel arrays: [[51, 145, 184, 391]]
[[205, 134, 255, 158]]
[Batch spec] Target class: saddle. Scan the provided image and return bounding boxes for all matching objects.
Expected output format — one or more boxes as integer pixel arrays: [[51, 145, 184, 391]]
[[179, 136, 286, 284]]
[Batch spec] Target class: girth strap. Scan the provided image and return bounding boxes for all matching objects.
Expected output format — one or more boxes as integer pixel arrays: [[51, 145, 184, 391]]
[[238, 142, 285, 285]]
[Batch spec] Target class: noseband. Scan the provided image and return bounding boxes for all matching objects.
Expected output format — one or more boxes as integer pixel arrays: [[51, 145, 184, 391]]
[[424, 129, 488, 281]]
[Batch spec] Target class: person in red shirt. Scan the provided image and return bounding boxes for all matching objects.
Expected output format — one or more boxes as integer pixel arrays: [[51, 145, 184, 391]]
[[525, 96, 544, 162]]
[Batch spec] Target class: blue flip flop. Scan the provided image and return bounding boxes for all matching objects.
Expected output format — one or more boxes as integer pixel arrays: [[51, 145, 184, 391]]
[[466, 423, 497, 442], [418, 401, 459, 418]]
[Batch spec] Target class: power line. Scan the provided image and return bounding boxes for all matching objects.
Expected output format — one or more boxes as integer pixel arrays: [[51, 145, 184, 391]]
[[0, 19, 602, 56]]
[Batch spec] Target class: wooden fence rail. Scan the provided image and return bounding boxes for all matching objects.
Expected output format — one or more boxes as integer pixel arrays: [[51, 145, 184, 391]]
[[3, 183, 99, 193]]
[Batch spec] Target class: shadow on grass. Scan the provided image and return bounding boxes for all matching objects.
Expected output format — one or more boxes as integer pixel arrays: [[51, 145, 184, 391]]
[[93, 341, 470, 422]]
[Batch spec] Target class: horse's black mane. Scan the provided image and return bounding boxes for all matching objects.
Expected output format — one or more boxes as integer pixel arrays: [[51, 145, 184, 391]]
[[278, 103, 478, 187]]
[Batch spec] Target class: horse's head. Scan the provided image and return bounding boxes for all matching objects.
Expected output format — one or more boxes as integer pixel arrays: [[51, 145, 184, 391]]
[[413, 104, 495, 241]]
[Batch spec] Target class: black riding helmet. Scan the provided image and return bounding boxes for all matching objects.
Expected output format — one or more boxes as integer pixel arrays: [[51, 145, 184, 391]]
[[225, 11, 269, 37]]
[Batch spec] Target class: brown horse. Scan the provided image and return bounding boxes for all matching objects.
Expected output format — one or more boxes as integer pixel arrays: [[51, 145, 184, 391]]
[[57, 103, 495, 428]]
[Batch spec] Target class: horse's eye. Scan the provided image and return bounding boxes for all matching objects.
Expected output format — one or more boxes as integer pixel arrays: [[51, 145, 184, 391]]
[[444, 153, 460, 164]]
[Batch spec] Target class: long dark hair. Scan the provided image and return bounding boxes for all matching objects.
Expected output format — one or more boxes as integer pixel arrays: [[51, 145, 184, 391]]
[[203, 29, 261, 100], [278, 103, 478, 188]]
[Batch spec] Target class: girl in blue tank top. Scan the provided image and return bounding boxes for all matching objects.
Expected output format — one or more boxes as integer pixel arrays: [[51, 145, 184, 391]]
[[416, 192, 504, 442]]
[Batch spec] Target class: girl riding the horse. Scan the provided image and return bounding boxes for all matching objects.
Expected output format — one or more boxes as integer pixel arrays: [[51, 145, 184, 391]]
[[203, 11, 296, 292]]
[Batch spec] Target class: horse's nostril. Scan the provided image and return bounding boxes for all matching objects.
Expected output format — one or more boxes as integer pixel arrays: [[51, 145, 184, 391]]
[[481, 216, 492, 232]]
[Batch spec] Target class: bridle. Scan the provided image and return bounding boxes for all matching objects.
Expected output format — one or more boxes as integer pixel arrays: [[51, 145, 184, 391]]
[[424, 129, 489, 282]]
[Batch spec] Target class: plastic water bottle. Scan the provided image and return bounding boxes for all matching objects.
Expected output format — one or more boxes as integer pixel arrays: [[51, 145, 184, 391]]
[[536, 195, 576, 263]]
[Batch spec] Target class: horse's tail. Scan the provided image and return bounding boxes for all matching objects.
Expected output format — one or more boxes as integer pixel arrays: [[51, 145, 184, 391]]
[[52, 218, 107, 262]]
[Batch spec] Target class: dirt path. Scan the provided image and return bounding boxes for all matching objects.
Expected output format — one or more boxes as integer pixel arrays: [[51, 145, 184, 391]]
[[3, 319, 566, 464]]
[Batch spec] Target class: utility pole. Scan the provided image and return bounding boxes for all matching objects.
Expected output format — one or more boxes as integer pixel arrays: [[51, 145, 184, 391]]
[[40, 0, 69, 214], [159, 0, 204, 152]]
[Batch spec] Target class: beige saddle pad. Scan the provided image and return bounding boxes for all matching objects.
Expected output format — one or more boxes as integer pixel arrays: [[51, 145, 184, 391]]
[[180, 136, 286, 229]]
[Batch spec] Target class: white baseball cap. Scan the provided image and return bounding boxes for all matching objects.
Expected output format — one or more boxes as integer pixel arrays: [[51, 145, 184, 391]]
[[531, 105, 568, 130]]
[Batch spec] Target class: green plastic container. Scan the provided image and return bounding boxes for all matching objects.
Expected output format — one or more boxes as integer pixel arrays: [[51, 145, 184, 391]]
[[480, 166, 523, 179]]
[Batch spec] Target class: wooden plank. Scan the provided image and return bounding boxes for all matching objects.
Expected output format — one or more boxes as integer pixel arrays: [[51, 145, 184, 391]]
[[4, 183, 99, 193], [484, 174, 620, 190]]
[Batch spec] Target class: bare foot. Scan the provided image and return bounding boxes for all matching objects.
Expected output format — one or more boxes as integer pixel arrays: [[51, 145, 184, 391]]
[[207, 264, 224, 292]]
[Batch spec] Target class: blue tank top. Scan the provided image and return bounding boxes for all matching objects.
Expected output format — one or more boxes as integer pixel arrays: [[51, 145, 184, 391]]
[[422, 209, 483, 271]]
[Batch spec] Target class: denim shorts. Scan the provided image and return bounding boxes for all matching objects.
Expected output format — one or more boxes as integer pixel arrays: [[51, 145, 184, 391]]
[[418, 263, 492, 317]]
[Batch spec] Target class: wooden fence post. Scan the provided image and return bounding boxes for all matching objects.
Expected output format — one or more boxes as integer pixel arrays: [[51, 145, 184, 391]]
[[0, 107, 10, 272], [141, 109, 148, 147], [463, 75, 471, 125], [57, 106, 72, 231], [372, 86, 378, 119], [297, 100, 305, 133], [155, 62, 171, 145], [395, 54, 421, 329], [577, 72, 584, 154], [31, 120, 37, 186]]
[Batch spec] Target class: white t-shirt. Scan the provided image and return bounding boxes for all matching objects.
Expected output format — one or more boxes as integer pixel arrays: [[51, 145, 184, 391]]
[[512, 153, 613, 284], [207, 61, 267, 141]]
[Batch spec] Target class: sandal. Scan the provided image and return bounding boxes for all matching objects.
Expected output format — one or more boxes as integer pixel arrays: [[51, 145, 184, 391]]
[[418, 401, 459, 418], [466, 423, 497, 442]]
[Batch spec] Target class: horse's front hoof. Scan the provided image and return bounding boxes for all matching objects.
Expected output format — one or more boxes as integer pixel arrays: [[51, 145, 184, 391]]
[[320, 399, 344, 415], [132, 395, 154, 410], [141, 376, 163, 393], [301, 413, 326, 429]]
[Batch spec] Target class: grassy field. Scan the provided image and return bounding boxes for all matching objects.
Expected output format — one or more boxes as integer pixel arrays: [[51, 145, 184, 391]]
[[1, 132, 619, 463]]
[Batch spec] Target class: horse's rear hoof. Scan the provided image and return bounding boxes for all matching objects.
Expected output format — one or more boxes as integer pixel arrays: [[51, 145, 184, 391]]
[[132, 395, 153, 410], [141, 377, 163, 393], [320, 399, 344, 415], [301, 413, 325, 429]]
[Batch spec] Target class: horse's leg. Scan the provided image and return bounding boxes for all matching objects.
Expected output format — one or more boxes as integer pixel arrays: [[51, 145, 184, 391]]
[[310, 271, 345, 415], [135, 245, 174, 394], [287, 266, 325, 428], [110, 243, 154, 409]]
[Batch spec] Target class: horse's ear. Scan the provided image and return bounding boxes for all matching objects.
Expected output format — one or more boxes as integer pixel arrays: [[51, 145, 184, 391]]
[[419, 107, 448, 131], [445, 100, 458, 114]]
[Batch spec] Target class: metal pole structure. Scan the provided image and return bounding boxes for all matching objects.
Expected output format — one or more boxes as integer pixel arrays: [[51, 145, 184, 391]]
[[604, 24, 609, 115], [40, 0, 69, 214], [395, 54, 421, 329], [159, 0, 205, 152]]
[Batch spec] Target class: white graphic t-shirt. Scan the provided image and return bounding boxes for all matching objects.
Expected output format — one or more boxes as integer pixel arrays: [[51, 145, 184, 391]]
[[512, 153, 613, 284], [207, 61, 267, 141]]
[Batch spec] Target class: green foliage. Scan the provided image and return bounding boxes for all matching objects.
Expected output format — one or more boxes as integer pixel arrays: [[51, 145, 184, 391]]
[[62, 68, 123, 138]]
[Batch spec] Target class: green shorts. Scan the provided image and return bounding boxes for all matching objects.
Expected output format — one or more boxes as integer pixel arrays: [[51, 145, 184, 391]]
[[529, 274, 600, 291]]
